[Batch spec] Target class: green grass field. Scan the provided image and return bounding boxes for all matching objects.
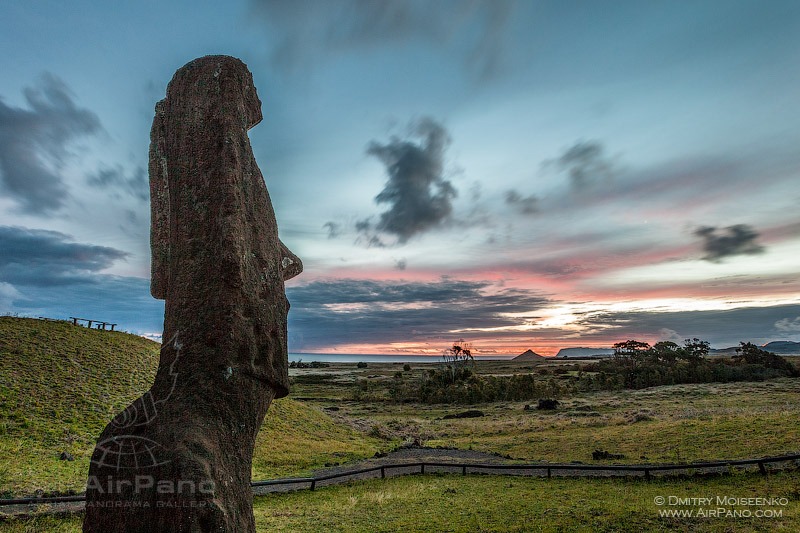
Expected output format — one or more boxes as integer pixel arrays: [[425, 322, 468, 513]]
[[1, 316, 798, 531], [0, 317, 383, 496], [2, 471, 799, 532]]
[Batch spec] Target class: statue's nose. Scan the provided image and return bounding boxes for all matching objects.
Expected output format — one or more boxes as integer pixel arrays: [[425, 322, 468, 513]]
[[279, 240, 302, 281]]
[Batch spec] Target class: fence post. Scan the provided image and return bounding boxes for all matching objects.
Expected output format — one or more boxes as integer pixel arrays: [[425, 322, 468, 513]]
[[381, 466, 385, 479], [462, 465, 467, 476], [547, 468, 551, 479], [758, 462, 767, 475], [421, 464, 425, 475], [644, 469, 651, 481], [310, 480, 316, 491]]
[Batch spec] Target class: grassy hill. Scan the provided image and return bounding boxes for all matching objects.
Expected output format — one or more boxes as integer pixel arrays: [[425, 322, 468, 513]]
[[0, 317, 381, 496]]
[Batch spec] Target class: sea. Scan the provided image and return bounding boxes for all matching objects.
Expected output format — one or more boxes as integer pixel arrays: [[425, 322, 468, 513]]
[[289, 353, 514, 364]]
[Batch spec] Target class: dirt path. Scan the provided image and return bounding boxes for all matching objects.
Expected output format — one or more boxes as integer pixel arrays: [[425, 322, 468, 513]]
[[253, 446, 515, 495]]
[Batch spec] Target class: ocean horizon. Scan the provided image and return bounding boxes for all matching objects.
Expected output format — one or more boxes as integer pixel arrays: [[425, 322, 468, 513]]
[[289, 353, 515, 363]]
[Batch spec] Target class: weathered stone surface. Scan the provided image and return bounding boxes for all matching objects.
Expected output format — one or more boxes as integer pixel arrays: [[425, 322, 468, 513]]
[[84, 55, 301, 533]]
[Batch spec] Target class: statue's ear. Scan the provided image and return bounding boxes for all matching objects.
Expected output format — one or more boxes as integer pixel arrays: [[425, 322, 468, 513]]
[[279, 240, 302, 281], [149, 102, 169, 300]]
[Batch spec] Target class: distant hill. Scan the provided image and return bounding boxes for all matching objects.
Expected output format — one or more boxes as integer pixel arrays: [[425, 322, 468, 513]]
[[513, 349, 546, 361], [709, 341, 800, 356], [0, 316, 379, 495], [763, 341, 800, 355], [556, 347, 614, 358]]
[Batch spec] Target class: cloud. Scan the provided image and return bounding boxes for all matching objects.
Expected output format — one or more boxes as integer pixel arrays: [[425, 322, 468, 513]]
[[0, 225, 129, 287], [323, 221, 342, 239], [364, 117, 457, 243], [249, 0, 513, 80], [545, 140, 616, 190], [0, 282, 21, 314], [504, 189, 538, 214], [0, 73, 102, 214], [286, 278, 549, 351], [572, 304, 800, 347], [657, 328, 683, 342], [694, 224, 765, 262], [87, 165, 148, 201], [775, 316, 800, 333], [394, 258, 407, 270]]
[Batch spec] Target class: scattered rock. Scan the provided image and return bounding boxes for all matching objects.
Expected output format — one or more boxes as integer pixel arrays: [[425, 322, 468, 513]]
[[442, 410, 485, 420], [59, 451, 74, 461], [592, 450, 625, 460], [537, 399, 560, 410], [626, 411, 654, 423], [399, 438, 424, 448], [323, 406, 340, 412]]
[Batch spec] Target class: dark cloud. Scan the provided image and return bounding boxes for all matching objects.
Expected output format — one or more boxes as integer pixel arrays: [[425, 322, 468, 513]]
[[694, 224, 765, 262], [87, 165, 148, 201], [250, 0, 513, 80], [0, 226, 128, 287], [364, 117, 457, 243], [359, 235, 387, 248], [504, 189, 538, 214], [0, 74, 102, 214], [573, 304, 800, 347], [286, 278, 549, 351], [545, 140, 616, 190], [284, 279, 800, 350], [354, 219, 372, 232], [394, 258, 407, 270], [323, 221, 341, 239]]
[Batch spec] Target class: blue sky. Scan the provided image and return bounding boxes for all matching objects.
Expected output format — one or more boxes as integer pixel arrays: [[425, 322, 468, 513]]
[[1, 0, 799, 354]]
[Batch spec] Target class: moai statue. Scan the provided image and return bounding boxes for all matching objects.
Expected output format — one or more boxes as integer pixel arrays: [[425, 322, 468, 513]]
[[84, 56, 302, 533]]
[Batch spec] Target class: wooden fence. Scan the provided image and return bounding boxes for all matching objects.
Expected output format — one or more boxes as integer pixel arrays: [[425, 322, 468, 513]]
[[69, 317, 117, 331], [2, 452, 798, 507]]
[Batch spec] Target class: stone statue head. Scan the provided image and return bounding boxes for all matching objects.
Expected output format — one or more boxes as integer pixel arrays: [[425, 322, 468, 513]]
[[149, 55, 300, 398]]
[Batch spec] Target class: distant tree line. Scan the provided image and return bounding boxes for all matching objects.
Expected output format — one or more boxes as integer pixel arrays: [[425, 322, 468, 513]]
[[381, 339, 798, 405], [578, 339, 799, 391]]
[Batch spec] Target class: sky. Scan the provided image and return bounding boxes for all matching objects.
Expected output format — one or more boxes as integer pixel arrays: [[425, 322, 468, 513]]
[[1, 0, 799, 356]]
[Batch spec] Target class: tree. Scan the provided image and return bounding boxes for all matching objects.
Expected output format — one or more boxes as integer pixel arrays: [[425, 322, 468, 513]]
[[651, 341, 681, 363], [734, 342, 799, 376], [441, 339, 475, 384], [682, 338, 710, 361], [612, 340, 651, 365]]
